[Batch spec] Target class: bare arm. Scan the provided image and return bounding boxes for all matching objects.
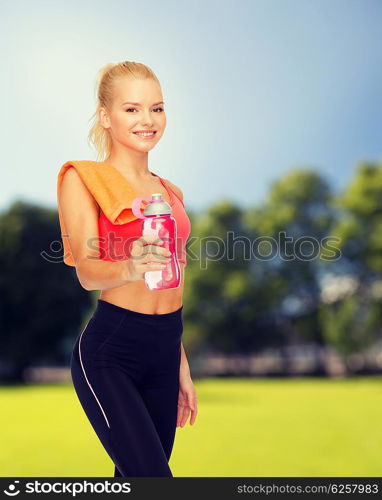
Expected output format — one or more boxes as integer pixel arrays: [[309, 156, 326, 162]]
[[77, 260, 131, 291], [58, 168, 133, 290], [180, 342, 191, 379], [165, 182, 190, 378], [58, 168, 169, 291]]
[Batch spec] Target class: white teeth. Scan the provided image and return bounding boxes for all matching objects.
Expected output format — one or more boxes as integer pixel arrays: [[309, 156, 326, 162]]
[[134, 131, 155, 136]]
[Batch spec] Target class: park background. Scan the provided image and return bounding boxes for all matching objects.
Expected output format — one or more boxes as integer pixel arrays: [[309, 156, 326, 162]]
[[1, 0, 382, 477]]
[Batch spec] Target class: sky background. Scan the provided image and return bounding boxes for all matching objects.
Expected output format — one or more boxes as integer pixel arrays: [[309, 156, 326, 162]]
[[1, 0, 382, 214]]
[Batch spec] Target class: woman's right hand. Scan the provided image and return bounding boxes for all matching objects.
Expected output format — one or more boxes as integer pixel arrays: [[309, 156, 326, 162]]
[[123, 234, 172, 282]]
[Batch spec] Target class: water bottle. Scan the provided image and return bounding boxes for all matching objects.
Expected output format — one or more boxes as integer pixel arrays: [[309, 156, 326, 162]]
[[131, 193, 181, 290]]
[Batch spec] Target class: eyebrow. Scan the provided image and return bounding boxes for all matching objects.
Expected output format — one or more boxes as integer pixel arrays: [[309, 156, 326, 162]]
[[121, 101, 164, 106]]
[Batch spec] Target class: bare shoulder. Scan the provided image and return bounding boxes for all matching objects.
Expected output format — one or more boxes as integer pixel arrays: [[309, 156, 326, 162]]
[[58, 166, 100, 271], [60, 167, 99, 213], [163, 178, 183, 202]]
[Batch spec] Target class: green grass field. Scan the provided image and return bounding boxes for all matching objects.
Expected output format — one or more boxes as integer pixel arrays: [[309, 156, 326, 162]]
[[1, 376, 381, 476]]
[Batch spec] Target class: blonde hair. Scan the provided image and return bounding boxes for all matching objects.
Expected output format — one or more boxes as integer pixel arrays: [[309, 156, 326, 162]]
[[87, 61, 161, 161]]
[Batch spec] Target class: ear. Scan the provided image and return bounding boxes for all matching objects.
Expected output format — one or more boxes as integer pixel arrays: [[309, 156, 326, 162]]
[[99, 107, 111, 129]]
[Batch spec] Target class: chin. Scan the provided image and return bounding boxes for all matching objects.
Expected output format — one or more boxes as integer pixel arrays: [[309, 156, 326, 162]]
[[128, 143, 157, 152]]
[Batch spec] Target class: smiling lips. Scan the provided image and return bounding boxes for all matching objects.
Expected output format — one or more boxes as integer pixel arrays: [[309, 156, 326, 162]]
[[133, 130, 157, 139]]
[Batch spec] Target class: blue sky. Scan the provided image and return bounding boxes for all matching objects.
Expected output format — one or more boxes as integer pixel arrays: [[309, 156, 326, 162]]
[[1, 0, 382, 213]]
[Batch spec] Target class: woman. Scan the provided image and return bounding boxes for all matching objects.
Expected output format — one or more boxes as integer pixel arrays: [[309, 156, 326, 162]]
[[57, 61, 198, 477]]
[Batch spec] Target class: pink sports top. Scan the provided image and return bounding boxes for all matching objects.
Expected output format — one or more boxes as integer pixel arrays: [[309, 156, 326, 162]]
[[98, 172, 191, 266], [57, 160, 191, 267]]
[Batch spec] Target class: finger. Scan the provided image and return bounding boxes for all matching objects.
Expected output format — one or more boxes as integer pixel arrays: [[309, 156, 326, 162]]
[[177, 404, 186, 427], [141, 234, 163, 243], [130, 241, 146, 257], [189, 396, 197, 411], [142, 245, 171, 257], [186, 394, 197, 425], [144, 263, 168, 271], [180, 407, 190, 427], [190, 404, 198, 425], [141, 255, 170, 266], [141, 234, 164, 247], [132, 236, 162, 254], [142, 251, 170, 263], [130, 250, 168, 265]]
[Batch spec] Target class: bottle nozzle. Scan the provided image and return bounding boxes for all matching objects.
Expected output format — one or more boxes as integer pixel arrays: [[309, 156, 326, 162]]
[[151, 193, 163, 201]]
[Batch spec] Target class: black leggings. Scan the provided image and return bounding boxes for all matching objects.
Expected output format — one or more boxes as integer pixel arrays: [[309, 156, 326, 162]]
[[70, 299, 183, 477]]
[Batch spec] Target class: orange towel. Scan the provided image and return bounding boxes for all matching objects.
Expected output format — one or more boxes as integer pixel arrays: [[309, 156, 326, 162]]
[[57, 160, 140, 266]]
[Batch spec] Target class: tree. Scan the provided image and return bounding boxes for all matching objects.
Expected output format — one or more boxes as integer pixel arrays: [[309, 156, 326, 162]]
[[0, 200, 93, 382]]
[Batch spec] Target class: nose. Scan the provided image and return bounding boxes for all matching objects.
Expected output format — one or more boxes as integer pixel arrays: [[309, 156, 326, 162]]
[[141, 109, 154, 127]]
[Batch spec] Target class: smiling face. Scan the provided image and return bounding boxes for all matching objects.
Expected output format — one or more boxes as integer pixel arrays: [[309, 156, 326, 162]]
[[99, 77, 166, 153]]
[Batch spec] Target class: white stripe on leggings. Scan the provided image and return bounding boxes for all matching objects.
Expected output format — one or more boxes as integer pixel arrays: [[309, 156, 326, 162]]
[[78, 321, 111, 429]]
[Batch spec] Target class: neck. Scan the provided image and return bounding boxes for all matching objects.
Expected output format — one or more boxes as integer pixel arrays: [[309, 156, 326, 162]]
[[104, 149, 151, 179]]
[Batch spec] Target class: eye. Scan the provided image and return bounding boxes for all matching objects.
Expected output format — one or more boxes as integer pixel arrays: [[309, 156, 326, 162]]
[[125, 107, 164, 113]]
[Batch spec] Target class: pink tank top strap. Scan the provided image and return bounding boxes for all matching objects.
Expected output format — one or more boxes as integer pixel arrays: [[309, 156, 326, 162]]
[[159, 177, 185, 207]]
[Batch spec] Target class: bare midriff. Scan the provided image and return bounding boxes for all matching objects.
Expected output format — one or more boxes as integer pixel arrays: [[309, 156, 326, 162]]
[[99, 261, 185, 315]]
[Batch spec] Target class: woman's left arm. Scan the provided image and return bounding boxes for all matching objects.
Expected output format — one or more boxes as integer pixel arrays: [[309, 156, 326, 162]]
[[177, 342, 198, 427], [180, 342, 191, 378], [164, 180, 198, 425]]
